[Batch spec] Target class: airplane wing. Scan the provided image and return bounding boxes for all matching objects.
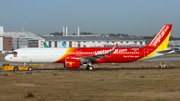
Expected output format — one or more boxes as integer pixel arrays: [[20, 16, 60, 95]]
[[74, 43, 118, 62]]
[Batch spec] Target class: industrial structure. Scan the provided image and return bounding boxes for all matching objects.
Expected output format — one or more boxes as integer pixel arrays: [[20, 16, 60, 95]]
[[40, 26, 146, 48], [3, 29, 44, 50], [41, 35, 145, 48], [0, 26, 148, 53], [3, 37, 12, 51], [0, 26, 3, 52]]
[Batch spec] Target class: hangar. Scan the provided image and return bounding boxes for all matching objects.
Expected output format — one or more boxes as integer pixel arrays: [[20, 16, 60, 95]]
[[0, 26, 146, 53], [40, 35, 145, 48], [3, 29, 44, 50], [0, 26, 3, 52]]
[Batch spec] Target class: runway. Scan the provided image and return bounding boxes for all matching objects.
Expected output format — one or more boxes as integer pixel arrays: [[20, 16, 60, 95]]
[[0, 67, 176, 72], [0, 57, 179, 66], [0, 61, 62, 66], [0, 56, 179, 72]]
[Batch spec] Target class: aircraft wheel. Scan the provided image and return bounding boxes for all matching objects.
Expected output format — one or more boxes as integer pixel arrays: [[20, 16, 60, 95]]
[[28, 67, 33, 71], [86, 66, 90, 70], [89, 66, 93, 70], [14, 66, 19, 71]]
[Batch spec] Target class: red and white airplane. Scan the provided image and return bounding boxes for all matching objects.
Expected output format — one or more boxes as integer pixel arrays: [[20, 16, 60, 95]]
[[5, 24, 174, 70]]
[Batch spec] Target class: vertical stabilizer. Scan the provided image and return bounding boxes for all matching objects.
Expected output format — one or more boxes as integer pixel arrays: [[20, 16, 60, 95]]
[[146, 24, 172, 51], [43, 42, 49, 48]]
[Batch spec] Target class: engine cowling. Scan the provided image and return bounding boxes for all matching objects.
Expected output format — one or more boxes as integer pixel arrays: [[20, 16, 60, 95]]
[[64, 59, 80, 69]]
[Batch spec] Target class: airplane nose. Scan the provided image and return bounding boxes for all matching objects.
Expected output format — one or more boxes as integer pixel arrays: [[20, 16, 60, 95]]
[[5, 55, 9, 61], [5, 55, 11, 61]]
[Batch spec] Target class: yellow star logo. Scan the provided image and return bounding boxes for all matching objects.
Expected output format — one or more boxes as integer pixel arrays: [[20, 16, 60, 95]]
[[69, 62, 72, 65]]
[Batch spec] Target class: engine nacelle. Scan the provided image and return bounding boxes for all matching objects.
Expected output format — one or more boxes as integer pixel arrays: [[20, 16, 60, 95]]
[[64, 59, 80, 69]]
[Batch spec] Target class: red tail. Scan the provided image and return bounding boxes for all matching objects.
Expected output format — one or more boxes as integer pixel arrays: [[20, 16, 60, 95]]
[[146, 24, 172, 49]]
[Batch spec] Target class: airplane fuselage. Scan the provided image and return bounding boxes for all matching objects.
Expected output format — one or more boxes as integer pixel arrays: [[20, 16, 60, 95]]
[[5, 47, 156, 63]]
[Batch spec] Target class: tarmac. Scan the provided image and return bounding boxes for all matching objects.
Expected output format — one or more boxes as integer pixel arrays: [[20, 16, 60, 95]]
[[0, 57, 180, 66]]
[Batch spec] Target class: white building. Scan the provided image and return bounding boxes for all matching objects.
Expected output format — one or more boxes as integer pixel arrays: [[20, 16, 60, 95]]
[[169, 40, 180, 47], [1, 26, 146, 50], [4, 30, 44, 50], [40, 35, 146, 48], [0, 26, 3, 52]]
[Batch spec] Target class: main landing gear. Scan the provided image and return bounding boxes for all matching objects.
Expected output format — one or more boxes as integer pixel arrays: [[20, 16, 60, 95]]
[[86, 65, 93, 70], [86, 61, 93, 70]]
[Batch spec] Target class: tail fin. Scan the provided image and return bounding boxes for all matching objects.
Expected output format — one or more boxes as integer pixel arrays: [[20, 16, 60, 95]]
[[43, 42, 49, 48], [62, 42, 67, 48], [146, 24, 172, 50]]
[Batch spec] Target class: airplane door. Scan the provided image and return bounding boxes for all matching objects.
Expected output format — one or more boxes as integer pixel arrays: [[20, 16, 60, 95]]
[[22, 49, 27, 58]]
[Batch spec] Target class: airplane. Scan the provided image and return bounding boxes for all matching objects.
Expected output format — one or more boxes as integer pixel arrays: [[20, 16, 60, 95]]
[[43, 42, 67, 48], [5, 24, 174, 70]]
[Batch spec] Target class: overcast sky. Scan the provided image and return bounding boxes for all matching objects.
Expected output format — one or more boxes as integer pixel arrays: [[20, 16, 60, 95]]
[[0, 0, 180, 37]]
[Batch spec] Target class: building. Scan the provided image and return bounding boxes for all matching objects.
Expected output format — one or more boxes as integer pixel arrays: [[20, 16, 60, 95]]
[[0, 26, 3, 52], [1, 26, 146, 51], [168, 40, 180, 47], [28, 40, 39, 47], [40, 26, 146, 48], [3, 37, 13, 51], [40, 35, 146, 48], [4, 30, 44, 50]]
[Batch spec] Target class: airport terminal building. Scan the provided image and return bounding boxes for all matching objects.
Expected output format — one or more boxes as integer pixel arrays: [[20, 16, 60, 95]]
[[3, 31, 44, 50], [40, 35, 146, 48], [0, 26, 3, 52], [0, 26, 146, 53]]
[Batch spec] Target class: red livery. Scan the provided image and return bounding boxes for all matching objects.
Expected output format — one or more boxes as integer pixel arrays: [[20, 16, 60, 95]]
[[5, 24, 174, 70]]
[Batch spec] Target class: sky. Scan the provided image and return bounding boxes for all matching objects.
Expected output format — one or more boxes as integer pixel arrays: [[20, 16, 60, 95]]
[[0, 0, 180, 37]]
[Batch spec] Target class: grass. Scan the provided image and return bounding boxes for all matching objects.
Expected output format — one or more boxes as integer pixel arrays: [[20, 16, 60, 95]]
[[1, 55, 180, 101], [1, 70, 180, 101]]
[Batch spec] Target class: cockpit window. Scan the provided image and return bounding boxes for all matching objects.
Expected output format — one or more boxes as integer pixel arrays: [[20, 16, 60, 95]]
[[10, 51, 18, 55]]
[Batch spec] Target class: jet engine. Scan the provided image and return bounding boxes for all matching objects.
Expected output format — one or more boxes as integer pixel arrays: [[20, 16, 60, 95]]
[[64, 59, 80, 68]]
